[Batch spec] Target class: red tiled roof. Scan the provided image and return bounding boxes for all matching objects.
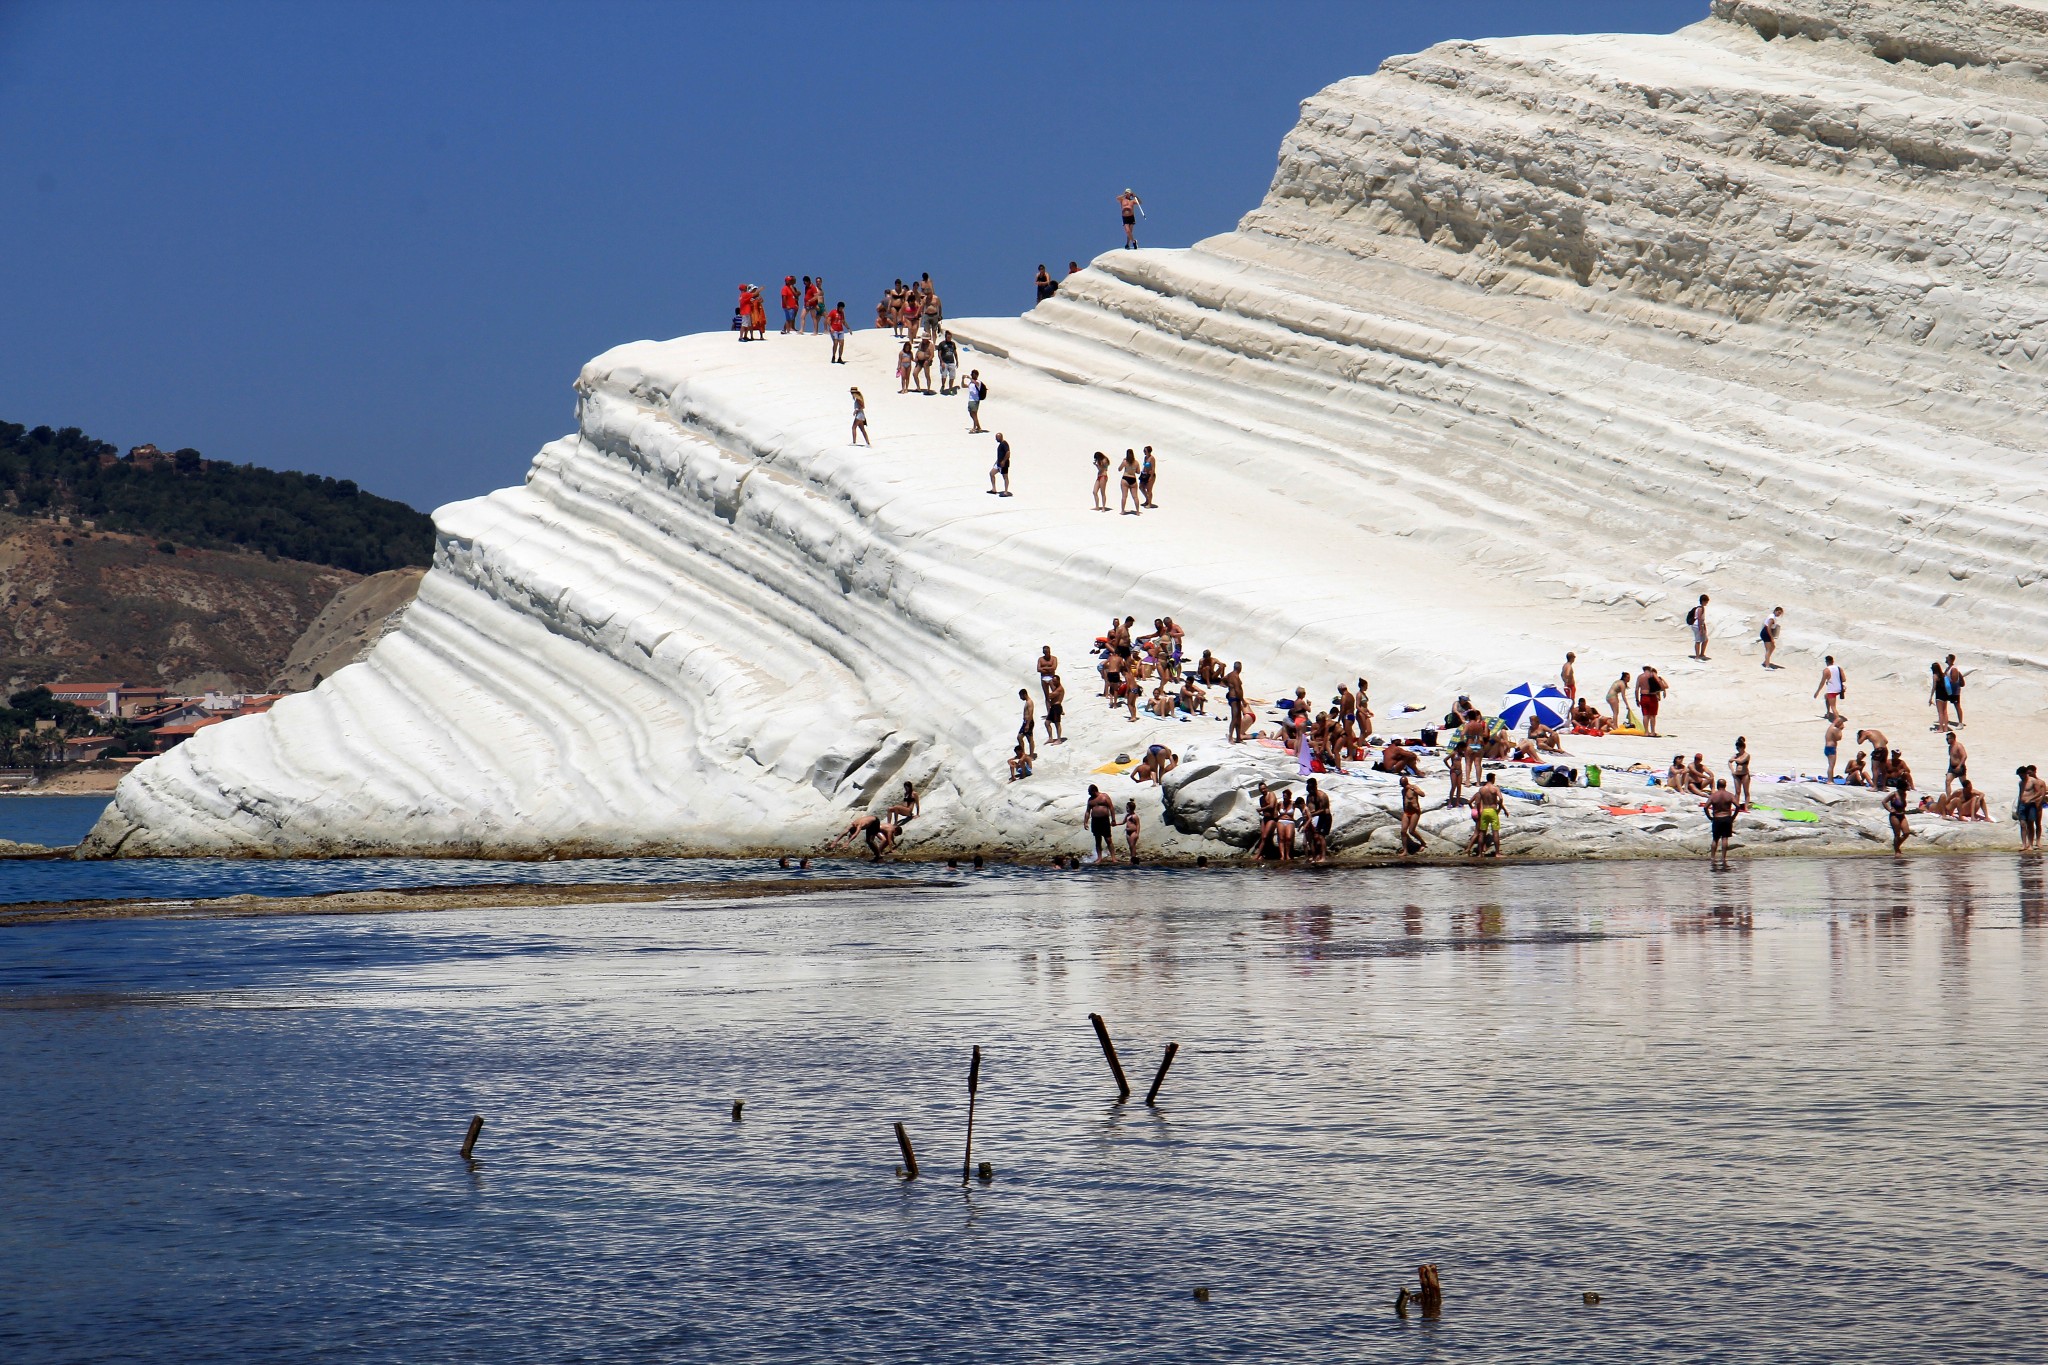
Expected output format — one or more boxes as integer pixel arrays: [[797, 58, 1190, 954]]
[[152, 718, 226, 737]]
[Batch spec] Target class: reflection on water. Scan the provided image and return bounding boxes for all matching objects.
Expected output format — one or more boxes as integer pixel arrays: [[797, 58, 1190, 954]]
[[1, 856, 2044, 1363]]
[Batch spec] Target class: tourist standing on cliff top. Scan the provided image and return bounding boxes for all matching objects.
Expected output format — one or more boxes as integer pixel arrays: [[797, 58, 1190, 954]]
[[1118, 188, 1144, 248], [849, 388, 869, 446], [827, 302, 847, 363]]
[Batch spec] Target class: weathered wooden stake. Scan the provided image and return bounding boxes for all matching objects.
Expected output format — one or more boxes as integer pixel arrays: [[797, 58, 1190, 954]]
[[1144, 1042, 1180, 1106], [1088, 1012, 1132, 1100], [894, 1121, 920, 1180], [1417, 1264, 1443, 1318], [961, 1045, 981, 1185], [460, 1114, 484, 1160]]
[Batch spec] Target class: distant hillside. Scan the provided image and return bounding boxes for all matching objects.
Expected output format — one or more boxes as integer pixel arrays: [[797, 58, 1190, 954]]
[[0, 421, 433, 574], [0, 514, 362, 694]]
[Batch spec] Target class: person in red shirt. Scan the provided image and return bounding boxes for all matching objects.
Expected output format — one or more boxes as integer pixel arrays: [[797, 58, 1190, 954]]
[[802, 276, 822, 334], [779, 276, 799, 333], [827, 301, 847, 363]]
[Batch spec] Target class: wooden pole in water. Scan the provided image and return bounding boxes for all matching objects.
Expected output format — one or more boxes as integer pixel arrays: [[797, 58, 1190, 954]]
[[460, 1114, 484, 1160], [1088, 1012, 1132, 1101], [894, 1121, 920, 1180], [961, 1045, 981, 1185], [1417, 1263, 1443, 1318], [1144, 1042, 1180, 1106]]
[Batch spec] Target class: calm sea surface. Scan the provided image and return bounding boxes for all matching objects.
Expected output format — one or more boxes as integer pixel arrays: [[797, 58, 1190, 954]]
[[2, 852, 2044, 1362]]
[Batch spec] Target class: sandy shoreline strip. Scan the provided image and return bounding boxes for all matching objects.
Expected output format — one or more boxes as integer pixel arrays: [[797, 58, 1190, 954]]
[[0, 877, 936, 929]]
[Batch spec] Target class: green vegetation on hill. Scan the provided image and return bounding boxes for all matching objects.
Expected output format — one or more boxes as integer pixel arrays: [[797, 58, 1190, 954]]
[[0, 421, 434, 574]]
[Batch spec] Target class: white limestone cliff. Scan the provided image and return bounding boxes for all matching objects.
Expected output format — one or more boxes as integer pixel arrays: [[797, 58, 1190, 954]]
[[84, 0, 2048, 860]]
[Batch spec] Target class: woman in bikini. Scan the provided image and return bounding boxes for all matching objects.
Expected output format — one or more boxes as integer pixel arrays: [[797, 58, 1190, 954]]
[[849, 388, 870, 446], [1730, 736, 1752, 810], [1118, 449, 1142, 514], [1092, 451, 1111, 511], [896, 343, 914, 393]]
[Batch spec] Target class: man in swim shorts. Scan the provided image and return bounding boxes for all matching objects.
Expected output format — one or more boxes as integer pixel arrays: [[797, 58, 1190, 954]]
[[1044, 675, 1066, 745], [1118, 188, 1143, 248], [1017, 688, 1037, 759], [1705, 778, 1738, 866], [1815, 655, 1844, 721], [1471, 774, 1504, 858], [1084, 783, 1116, 862], [1944, 732, 1968, 795], [1824, 715, 1845, 781]]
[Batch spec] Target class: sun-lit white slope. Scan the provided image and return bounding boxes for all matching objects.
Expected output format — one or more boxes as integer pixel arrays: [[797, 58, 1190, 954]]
[[86, 0, 2048, 858]]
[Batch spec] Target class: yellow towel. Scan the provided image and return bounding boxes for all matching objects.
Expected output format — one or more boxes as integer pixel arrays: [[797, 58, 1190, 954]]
[[1092, 759, 1140, 775]]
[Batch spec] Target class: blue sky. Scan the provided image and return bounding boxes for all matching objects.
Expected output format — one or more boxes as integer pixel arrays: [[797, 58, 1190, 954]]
[[0, 0, 1707, 512]]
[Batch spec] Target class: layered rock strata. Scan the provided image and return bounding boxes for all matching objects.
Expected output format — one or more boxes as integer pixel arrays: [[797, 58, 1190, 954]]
[[86, 1, 2047, 859]]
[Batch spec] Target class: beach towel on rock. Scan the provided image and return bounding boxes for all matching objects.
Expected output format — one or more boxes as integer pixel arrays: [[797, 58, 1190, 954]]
[[1601, 804, 1667, 816]]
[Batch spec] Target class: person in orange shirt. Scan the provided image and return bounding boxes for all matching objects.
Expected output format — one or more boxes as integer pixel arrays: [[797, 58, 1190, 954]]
[[779, 276, 799, 333], [802, 275, 822, 333]]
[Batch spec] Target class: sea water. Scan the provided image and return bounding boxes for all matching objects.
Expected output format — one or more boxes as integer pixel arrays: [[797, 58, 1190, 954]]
[[2, 856, 2044, 1362]]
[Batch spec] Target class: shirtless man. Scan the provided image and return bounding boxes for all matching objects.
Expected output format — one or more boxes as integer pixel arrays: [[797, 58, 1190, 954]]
[[1705, 778, 1738, 866], [1225, 663, 1247, 743], [1938, 779, 1988, 820], [1729, 737, 1752, 810], [1568, 698, 1611, 734], [1844, 753, 1869, 787], [2018, 766, 2045, 851], [1044, 675, 1066, 745], [824, 812, 882, 852], [1471, 775, 1505, 858], [1888, 750, 1914, 794], [1815, 655, 1845, 721], [1375, 742, 1422, 777], [1399, 775, 1427, 854], [1176, 678, 1206, 716], [1197, 650, 1224, 685], [1083, 783, 1116, 863], [1561, 651, 1578, 701], [1637, 666, 1668, 738], [1529, 720, 1567, 754], [1036, 647, 1059, 701], [1117, 187, 1143, 248], [1007, 740, 1033, 781], [1017, 689, 1037, 759], [1885, 782, 1912, 853], [1337, 683, 1358, 731], [1688, 753, 1716, 795], [1824, 715, 1846, 781], [1306, 778, 1333, 863], [1944, 731, 1968, 795], [1607, 671, 1633, 730]]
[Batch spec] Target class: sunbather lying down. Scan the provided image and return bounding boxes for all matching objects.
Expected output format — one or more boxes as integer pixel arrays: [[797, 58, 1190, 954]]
[[1922, 782, 1990, 820]]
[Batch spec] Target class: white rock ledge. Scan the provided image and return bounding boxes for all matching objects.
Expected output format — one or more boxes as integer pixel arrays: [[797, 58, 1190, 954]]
[[82, 0, 2046, 862]]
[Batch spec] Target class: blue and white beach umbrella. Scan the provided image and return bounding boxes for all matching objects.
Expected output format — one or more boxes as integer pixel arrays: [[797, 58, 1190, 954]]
[[1499, 683, 1569, 732]]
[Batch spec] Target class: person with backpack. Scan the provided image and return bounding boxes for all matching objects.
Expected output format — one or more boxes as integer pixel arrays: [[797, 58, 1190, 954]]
[[965, 370, 988, 433], [1815, 655, 1845, 721], [1687, 593, 1710, 660]]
